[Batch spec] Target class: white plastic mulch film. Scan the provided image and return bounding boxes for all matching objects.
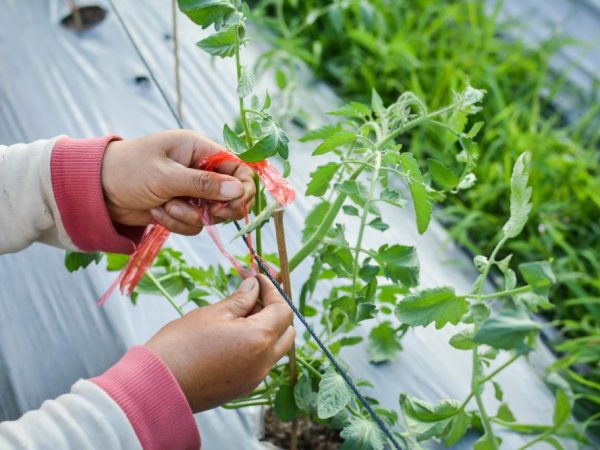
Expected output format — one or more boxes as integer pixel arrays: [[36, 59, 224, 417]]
[[0, 1, 572, 448]]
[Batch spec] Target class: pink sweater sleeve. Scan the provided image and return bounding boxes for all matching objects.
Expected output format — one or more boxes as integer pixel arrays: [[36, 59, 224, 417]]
[[91, 347, 200, 450], [50, 137, 200, 448], [50, 136, 145, 254]]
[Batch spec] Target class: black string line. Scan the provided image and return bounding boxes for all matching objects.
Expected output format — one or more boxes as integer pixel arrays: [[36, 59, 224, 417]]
[[106, 1, 404, 447]]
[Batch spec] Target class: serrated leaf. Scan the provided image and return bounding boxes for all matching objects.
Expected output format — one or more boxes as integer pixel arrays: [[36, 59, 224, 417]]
[[400, 153, 433, 234], [400, 394, 462, 442], [239, 122, 288, 162], [371, 88, 384, 117], [313, 131, 357, 156], [449, 328, 476, 350], [340, 416, 387, 450], [317, 368, 352, 419], [222, 124, 247, 154], [178, 0, 235, 28], [428, 159, 459, 190], [237, 66, 255, 97], [473, 309, 542, 349], [306, 162, 340, 197], [294, 373, 317, 414], [396, 287, 468, 329], [445, 410, 470, 446], [328, 101, 371, 119], [359, 263, 380, 282], [300, 124, 342, 142], [106, 253, 129, 271], [518, 261, 556, 295], [368, 321, 402, 363], [64, 251, 103, 272], [196, 25, 237, 57], [375, 244, 419, 287], [474, 433, 502, 450], [502, 152, 532, 239]]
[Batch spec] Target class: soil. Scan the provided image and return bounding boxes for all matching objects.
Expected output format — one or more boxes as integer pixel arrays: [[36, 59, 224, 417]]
[[262, 409, 344, 450], [61, 6, 107, 32]]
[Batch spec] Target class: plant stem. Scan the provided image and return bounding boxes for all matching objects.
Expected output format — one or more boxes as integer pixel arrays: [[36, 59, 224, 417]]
[[516, 429, 554, 450], [289, 165, 366, 271], [222, 400, 271, 409], [146, 272, 185, 316], [296, 354, 322, 379], [351, 151, 381, 301], [466, 286, 532, 300], [273, 210, 299, 450], [70, 0, 83, 32]]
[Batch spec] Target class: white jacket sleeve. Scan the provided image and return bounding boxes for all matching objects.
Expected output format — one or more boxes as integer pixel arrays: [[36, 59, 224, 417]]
[[0, 138, 75, 253], [0, 380, 141, 450]]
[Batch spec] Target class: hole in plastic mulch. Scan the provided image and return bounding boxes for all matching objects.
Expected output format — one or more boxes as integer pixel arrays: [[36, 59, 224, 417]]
[[61, 5, 107, 32]]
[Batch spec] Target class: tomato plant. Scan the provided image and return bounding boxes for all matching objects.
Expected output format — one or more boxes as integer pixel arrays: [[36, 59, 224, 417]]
[[66, 0, 589, 448]]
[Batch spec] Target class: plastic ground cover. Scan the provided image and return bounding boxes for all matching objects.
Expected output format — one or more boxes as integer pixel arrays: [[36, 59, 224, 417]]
[[0, 1, 580, 448]]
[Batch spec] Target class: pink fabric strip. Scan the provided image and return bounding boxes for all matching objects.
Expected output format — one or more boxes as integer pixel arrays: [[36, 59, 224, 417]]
[[50, 136, 145, 254], [91, 346, 200, 450]]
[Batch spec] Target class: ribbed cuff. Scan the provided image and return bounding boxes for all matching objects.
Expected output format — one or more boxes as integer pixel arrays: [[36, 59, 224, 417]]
[[50, 136, 145, 254], [91, 346, 200, 450]]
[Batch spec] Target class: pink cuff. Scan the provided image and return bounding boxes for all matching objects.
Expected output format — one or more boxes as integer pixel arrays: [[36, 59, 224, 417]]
[[50, 136, 145, 254], [91, 346, 200, 450]]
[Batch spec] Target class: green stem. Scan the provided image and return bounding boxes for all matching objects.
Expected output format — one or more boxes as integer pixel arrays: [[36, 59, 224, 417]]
[[516, 429, 554, 450], [289, 165, 366, 272], [351, 152, 381, 301], [296, 354, 322, 379], [146, 272, 185, 316], [466, 286, 531, 300], [222, 400, 271, 409]]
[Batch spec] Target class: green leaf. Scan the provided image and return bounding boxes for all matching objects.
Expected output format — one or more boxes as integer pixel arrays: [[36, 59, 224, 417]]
[[399, 394, 462, 441], [368, 217, 389, 231], [340, 416, 387, 450], [64, 251, 103, 272], [359, 263, 380, 282], [428, 159, 459, 190], [375, 244, 419, 287], [328, 101, 371, 119], [493, 382, 504, 401], [317, 367, 352, 419], [239, 123, 288, 162], [400, 153, 433, 234], [306, 162, 340, 197], [371, 88, 384, 117], [553, 389, 571, 427], [396, 287, 468, 329], [368, 321, 403, 363], [237, 65, 255, 98], [329, 336, 364, 354], [274, 383, 299, 422], [294, 373, 317, 414], [312, 131, 357, 156], [178, 0, 235, 28], [474, 433, 502, 450], [518, 261, 556, 295], [300, 123, 342, 142], [343, 205, 360, 216], [502, 152, 532, 239], [303, 201, 331, 241], [496, 403, 516, 422], [106, 253, 129, 271], [473, 309, 542, 349], [445, 410, 470, 446], [449, 328, 476, 350], [196, 25, 237, 57], [222, 124, 247, 154]]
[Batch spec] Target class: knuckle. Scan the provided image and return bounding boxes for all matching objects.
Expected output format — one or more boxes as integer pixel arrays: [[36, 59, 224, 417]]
[[192, 171, 215, 195]]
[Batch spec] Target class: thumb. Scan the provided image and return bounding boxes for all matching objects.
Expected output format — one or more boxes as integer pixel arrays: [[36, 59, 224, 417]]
[[165, 165, 244, 201], [217, 277, 259, 319]]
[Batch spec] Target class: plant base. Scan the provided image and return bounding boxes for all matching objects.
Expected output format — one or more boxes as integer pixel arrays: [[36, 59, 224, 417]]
[[61, 6, 107, 32], [262, 409, 343, 450]]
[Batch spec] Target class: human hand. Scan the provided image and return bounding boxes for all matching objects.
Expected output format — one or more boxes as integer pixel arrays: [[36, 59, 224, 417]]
[[145, 275, 295, 412], [101, 130, 255, 235]]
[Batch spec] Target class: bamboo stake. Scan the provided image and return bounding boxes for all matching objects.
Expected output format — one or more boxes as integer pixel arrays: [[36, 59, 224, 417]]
[[273, 209, 299, 450], [171, 0, 183, 122]]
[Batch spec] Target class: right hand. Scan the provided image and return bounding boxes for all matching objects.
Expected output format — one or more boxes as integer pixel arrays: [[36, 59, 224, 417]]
[[145, 275, 295, 412]]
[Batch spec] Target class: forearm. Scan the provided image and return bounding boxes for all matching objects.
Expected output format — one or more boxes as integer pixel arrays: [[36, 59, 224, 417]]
[[0, 136, 144, 255]]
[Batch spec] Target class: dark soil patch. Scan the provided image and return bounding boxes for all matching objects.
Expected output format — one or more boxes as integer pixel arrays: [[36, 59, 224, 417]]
[[262, 409, 343, 450], [61, 6, 107, 32]]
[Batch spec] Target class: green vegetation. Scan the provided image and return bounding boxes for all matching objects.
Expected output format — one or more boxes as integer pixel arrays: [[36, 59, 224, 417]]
[[249, 0, 600, 430]]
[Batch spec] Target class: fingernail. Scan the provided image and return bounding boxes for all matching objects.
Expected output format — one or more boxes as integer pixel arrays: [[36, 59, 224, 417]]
[[220, 180, 243, 199], [239, 277, 257, 292], [169, 204, 184, 218]]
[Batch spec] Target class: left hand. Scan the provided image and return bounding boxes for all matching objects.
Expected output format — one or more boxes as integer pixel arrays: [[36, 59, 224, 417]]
[[101, 130, 255, 235]]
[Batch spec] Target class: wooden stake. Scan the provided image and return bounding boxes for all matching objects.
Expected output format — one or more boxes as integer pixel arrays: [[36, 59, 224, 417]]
[[273, 209, 299, 450], [70, 0, 83, 32]]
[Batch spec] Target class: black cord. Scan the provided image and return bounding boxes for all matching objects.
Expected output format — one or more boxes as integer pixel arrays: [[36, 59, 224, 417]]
[[234, 222, 404, 450], [106, 0, 184, 129], [107, 1, 403, 447]]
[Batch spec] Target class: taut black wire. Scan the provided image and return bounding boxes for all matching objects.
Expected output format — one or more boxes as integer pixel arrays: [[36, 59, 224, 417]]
[[107, 1, 403, 447], [234, 223, 404, 450]]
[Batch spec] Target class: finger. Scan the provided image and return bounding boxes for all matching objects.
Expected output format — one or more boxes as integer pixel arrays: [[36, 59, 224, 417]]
[[271, 326, 296, 362], [164, 165, 244, 202], [216, 277, 259, 319], [257, 274, 288, 308], [247, 303, 263, 317], [150, 207, 203, 236], [164, 200, 204, 228]]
